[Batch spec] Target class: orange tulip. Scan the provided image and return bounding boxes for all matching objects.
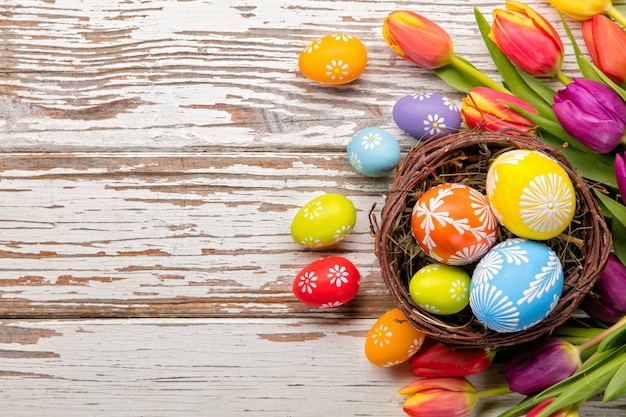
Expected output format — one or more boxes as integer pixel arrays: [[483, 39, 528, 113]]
[[382, 10, 454, 69], [399, 377, 478, 417], [583, 14, 626, 88], [461, 86, 538, 132], [489, 1, 564, 77]]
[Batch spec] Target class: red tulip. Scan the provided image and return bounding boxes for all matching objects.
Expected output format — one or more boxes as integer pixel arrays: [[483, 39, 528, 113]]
[[382, 10, 454, 69], [409, 339, 494, 377], [399, 377, 478, 417], [461, 86, 538, 132], [489, 1, 564, 77], [583, 14, 626, 88]]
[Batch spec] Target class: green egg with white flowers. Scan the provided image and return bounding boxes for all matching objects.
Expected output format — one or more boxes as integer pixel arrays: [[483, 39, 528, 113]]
[[290, 193, 356, 249], [409, 263, 471, 315]]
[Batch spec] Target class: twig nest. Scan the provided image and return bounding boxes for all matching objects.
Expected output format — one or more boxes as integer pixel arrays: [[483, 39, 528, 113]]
[[371, 130, 611, 349]]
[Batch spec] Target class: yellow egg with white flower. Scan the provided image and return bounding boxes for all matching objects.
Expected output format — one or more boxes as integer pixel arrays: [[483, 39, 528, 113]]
[[486, 149, 576, 240]]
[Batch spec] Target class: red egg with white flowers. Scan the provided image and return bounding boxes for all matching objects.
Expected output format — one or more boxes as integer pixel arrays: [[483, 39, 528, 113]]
[[411, 183, 498, 265], [293, 256, 360, 308]]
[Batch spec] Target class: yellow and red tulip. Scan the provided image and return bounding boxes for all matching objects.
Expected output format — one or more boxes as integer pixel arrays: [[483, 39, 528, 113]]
[[583, 14, 626, 88], [409, 339, 494, 377], [489, 1, 564, 77], [382, 10, 454, 69], [461, 86, 538, 132], [399, 377, 478, 417], [547, 0, 626, 27]]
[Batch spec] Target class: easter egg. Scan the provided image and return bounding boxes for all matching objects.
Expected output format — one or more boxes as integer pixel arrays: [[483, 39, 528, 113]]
[[469, 238, 564, 333], [364, 308, 425, 367], [392, 92, 462, 141], [486, 149, 576, 240], [298, 34, 367, 85], [411, 183, 498, 265], [409, 263, 471, 315], [290, 193, 356, 249], [347, 127, 401, 177], [293, 256, 360, 308]]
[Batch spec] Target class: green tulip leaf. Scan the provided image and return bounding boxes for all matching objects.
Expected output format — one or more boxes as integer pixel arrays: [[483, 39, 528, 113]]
[[595, 191, 626, 229], [597, 321, 626, 353], [433, 59, 493, 93], [613, 220, 626, 265], [604, 360, 626, 402]]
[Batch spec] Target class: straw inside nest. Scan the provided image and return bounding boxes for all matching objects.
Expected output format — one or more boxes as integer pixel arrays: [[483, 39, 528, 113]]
[[375, 131, 611, 348]]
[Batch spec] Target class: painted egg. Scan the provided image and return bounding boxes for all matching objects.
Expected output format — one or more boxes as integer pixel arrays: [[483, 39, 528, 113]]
[[409, 263, 471, 315], [486, 149, 576, 240], [347, 127, 401, 177], [293, 256, 360, 308], [290, 193, 356, 249], [298, 34, 367, 85], [364, 308, 425, 367], [392, 92, 462, 141], [470, 238, 564, 333], [411, 183, 498, 265]]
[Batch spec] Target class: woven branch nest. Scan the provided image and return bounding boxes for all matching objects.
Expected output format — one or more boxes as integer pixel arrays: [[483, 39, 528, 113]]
[[371, 130, 611, 349]]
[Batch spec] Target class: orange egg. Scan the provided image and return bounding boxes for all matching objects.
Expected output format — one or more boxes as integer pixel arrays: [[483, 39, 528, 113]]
[[298, 34, 367, 85], [411, 183, 498, 265], [364, 308, 425, 367]]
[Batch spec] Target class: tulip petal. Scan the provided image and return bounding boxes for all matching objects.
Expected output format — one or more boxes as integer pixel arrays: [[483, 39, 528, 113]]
[[616, 154, 626, 200], [403, 391, 477, 417]]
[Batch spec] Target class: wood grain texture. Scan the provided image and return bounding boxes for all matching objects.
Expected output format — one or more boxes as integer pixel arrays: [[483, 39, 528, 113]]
[[0, 0, 625, 415]]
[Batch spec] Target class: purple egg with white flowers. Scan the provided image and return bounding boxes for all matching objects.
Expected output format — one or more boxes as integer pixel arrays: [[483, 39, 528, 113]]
[[392, 92, 462, 141]]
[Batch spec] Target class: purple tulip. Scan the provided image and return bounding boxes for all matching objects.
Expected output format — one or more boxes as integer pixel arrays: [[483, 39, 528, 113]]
[[503, 337, 581, 394], [553, 78, 626, 153], [582, 253, 626, 323], [617, 153, 626, 199]]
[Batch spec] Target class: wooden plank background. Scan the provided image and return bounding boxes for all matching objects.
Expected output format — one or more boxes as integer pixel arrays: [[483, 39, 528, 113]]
[[0, 0, 625, 415]]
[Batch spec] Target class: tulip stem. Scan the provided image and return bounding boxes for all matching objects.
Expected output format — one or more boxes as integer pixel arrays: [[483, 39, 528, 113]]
[[608, 6, 626, 28], [576, 315, 626, 353], [555, 71, 571, 86], [477, 386, 514, 399], [450, 56, 510, 94]]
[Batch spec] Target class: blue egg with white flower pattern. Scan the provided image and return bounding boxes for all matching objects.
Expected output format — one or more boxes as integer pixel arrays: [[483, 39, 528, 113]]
[[392, 92, 462, 141], [347, 127, 401, 177], [469, 238, 564, 333]]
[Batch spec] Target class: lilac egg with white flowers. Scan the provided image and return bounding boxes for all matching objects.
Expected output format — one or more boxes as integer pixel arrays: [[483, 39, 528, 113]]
[[392, 92, 461, 141], [347, 127, 401, 177], [469, 238, 564, 333]]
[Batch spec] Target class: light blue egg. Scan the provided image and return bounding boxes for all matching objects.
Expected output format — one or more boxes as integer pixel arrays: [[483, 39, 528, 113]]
[[470, 238, 564, 333], [346, 127, 401, 177]]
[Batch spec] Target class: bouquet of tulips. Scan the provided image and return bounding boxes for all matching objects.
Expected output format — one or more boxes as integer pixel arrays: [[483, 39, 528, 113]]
[[380, 1, 626, 416]]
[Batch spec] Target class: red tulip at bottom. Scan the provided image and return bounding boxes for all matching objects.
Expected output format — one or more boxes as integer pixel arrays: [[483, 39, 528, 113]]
[[399, 377, 478, 417], [409, 339, 494, 377]]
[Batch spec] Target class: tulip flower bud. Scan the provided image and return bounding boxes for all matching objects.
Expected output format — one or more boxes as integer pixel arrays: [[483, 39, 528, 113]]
[[409, 339, 495, 377], [583, 15, 626, 88], [527, 398, 580, 417], [382, 10, 454, 69], [461, 86, 538, 132], [553, 78, 626, 153], [503, 337, 582, 394], [547, 0, 612, 21], [617, 153, 626, 200], [582, 253, 626, 323], [399, 377, 478, 417], [489, 1, 564, 77]]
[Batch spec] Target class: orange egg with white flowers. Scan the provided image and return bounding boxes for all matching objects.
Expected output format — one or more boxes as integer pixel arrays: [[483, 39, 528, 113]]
[[411, 183, 498, 265], [298, 34, 367, 85], [364, 308, 425, 367]]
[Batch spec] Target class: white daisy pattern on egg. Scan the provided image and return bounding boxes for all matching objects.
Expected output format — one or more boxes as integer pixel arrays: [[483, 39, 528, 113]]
[[334, 225, 353, 242], [448, 243, 492, 266], [327, 264, 350, 288], [408, 336, 425, 357], [333, 34, 353, 42], [423, 114, 446, 137], [297, 271, 318, 294], [348, 152, 362, 172], [411, 92, 432, 100], [320, 301, 343, 309], [518, 252, 562, 304], [300, 237, 322, 248], [519, 173, 574, 234], [304, 39, 322, 54], [371, 325, 392, 347], [450, 279, 469, 302], [442, 96, 458, 111], [497, 239, 530, 265], [361, 132, 382, 150], [303, 200, 323, 220], [326, 59, 349, 82], [470, 282, 520, 333]]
